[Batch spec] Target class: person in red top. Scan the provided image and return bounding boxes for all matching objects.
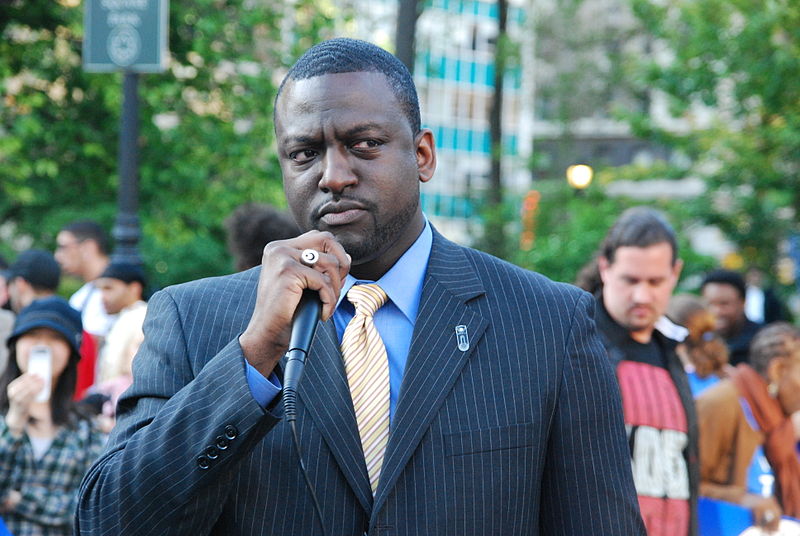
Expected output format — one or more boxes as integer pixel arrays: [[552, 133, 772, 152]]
[[592, 207, 699, 536]]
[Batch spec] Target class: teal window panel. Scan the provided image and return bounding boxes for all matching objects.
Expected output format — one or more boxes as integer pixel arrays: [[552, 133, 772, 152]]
[[467, 129, 474, 152], [459, 59, 471, 82], [464, 197, 475, 218], [506, 134, 518, 155], [481, 131, 490, 153], [420, 192, 477, 218], [489, 2, 497, 18], [470, 129, 481, 153], [457, 128, 470, 151], [433, 126, 445, 147], [505, 66, 522, 90], [446, 57, 457, 80], [470, 61, 477, 84], [485, 63, 495, 86], [459, 195, 476, 218], [442, 126, 455, 150], [475, 63, 486, 88]]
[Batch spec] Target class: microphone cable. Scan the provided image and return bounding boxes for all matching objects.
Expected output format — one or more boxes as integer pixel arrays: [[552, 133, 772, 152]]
[[287, 417, 327, 536]]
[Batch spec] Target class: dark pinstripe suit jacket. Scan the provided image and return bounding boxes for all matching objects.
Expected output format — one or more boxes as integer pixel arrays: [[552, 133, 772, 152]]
[[76, 230, 645, 535]]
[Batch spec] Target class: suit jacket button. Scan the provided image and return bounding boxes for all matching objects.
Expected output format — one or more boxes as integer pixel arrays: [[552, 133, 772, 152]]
[[197, 455, 211, 470], [224, 425, 238, 440], [205, 445, 220, 460], [215, 435, 229, 450]]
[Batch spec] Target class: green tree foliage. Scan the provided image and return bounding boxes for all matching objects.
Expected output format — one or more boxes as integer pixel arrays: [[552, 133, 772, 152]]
[[505, 180, 716, 287], [621, 0, 800, 271], [0, 0, 334, 288]]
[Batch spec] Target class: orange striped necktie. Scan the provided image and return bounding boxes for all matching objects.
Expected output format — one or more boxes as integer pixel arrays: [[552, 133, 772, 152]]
[[341, 283, 390, 495]]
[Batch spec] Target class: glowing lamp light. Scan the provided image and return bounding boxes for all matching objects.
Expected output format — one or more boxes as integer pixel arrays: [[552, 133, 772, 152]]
[[566, 164, 594, 190]]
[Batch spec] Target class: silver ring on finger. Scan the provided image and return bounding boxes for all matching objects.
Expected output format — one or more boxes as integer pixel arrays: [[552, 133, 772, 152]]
[[300, 248, 320, 267]]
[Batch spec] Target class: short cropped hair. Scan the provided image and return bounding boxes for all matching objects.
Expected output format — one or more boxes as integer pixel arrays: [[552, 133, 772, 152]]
[[749, 322, 800, 377], [61, 220, 110, 255], [224, 203, 301, 272], [276, 38, 421, 135], [701, 269, 747, 300], [601, 207, 679, 265]]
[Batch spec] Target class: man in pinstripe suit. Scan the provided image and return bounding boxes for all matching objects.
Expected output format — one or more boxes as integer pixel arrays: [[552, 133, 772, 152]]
[[76, 38, 645, 535]]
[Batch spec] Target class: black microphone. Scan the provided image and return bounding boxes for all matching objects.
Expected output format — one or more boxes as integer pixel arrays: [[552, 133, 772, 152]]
[[283, 289, 322, 423], [282, 289, 327, 536]]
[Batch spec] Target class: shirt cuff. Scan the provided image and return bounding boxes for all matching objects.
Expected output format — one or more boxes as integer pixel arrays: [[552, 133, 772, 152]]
[[245, 361, 282, 408]]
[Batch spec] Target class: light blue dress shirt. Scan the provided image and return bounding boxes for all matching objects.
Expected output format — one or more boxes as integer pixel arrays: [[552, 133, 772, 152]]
[[333, 221, 432, 421], [244, 220, 433, 420]]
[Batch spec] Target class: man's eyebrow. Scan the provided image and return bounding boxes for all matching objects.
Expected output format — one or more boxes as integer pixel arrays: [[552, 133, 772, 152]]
[[281, 123, 387, 145], [282, 135, 319, 145], [342, 123, 385, 137]]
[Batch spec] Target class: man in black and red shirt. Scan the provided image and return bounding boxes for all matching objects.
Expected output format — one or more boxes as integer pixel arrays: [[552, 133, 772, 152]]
[[595, 207, 698, 536]]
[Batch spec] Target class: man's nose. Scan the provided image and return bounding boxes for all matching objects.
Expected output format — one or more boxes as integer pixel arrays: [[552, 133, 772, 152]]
[[632, 283, 653, 303], [319, 147, 357, 194]]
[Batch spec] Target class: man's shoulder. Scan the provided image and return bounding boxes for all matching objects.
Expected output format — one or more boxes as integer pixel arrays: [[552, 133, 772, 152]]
[[442, 238, 589, 307], [112, 302, 148, 331], [154, 268, 259, 306], [68, 281, 92, 303], [742, 318, 763, 337]]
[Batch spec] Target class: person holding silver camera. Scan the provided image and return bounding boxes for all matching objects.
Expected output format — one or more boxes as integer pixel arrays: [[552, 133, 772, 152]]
[[0, 296, 105, 536]]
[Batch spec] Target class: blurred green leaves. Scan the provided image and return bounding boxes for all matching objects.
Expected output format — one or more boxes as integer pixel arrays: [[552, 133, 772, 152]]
[[623, 0, 800, 271]]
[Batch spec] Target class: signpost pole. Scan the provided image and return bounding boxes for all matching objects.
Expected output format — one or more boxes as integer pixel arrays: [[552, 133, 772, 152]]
[[83, 0, 167, 266], [112, 70, 142, 265]]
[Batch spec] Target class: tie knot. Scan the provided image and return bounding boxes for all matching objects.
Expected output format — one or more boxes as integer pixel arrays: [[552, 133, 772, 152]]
[[347, 284, 388, 317]]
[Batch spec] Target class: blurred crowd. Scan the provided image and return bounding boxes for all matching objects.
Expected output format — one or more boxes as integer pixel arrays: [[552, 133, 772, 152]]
[[0, 204, 798, 534], [0, 204, 298, 535]]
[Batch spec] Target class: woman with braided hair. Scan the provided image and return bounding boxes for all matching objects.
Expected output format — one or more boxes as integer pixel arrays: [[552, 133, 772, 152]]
[[696, 322, 800, 532]]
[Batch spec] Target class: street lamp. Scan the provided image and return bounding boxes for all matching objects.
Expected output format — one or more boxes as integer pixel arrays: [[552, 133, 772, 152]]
[[566, 164, 594, 191]]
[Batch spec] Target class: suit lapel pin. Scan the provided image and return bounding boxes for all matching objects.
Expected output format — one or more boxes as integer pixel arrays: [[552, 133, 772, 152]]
[[455, 325, 469, 351]]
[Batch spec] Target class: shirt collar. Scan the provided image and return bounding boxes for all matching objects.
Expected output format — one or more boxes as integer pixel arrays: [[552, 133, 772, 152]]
[[338, 218, 433, 324]]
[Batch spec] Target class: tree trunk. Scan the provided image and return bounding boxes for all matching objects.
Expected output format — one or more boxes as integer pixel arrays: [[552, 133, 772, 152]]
[[395, 0, 420, 73], [486, 0, 508, 258]]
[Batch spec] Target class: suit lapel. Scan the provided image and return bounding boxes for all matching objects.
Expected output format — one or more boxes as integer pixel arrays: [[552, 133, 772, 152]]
[[371, 232, 488, 519], [292, 320, 374, 514]]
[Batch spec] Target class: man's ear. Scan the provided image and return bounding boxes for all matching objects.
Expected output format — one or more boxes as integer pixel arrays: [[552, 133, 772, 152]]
[[597, 256, 610, 284], [131, 281, 144, 300], [672, 258, 684, 280], [415, 129, 436, 184], [79, 239, 100, 257]]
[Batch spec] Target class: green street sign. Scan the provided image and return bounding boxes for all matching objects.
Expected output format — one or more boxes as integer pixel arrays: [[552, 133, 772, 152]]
[[83, 0, 168, 73]]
